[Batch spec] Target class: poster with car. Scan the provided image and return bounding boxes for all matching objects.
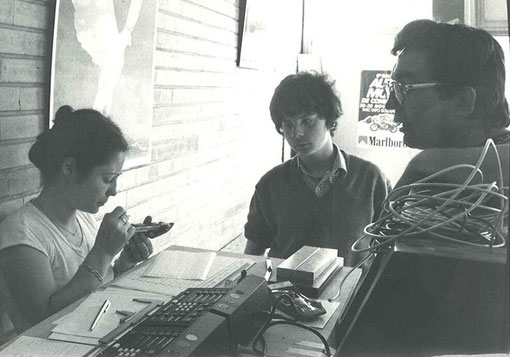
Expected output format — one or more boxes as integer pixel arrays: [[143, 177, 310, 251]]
[[357, 70, 406, 148]]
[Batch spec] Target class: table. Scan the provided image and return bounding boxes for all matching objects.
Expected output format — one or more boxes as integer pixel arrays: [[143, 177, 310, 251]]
[[1, 245, 362, 356]]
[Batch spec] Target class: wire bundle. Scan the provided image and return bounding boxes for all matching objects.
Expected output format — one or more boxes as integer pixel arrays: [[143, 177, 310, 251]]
[[352, 139, 508, 253]]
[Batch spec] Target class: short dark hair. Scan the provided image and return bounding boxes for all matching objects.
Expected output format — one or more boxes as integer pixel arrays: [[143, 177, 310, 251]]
[[269, 72, 343, 135], [29, 105, 129, 185], [392, 19, 509, 129]]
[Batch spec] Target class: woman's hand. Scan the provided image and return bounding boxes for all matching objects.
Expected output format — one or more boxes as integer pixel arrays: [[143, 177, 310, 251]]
[[120, 232, 153, 263], [114, 232, 153, 276], [94, 206, 135, 258]]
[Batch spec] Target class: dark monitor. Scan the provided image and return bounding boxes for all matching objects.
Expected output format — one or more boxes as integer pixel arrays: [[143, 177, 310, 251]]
[[334, 236, 509, 357]]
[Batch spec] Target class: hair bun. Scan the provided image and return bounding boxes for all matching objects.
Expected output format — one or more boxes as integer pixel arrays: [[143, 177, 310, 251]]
[[53, 105, 74, 127], [28, 133, 49, 171]]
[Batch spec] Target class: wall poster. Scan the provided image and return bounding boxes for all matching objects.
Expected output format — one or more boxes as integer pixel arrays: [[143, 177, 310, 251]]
[[50, 0, 157, 168], [357, 70, 406, 148]]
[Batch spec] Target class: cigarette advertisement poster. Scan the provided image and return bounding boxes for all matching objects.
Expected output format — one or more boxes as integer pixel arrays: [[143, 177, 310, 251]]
[[357, 70, 406, 148]]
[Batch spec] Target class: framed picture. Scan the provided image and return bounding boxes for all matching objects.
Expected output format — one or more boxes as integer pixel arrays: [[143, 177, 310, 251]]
[[238, 0, 303, 69], [50, 0, 158, 168]]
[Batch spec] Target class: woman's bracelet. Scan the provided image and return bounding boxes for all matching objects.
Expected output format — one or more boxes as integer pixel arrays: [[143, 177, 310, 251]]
[[80, 263, 104, 284]]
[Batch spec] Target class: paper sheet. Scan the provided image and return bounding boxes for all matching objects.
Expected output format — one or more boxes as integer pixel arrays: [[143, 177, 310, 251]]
[[143, 250, 216, 280], [112, 255, 255, 295], [1, 336, 93, 357], [47, 333, 98, 347], [49, 287, 170, 344]]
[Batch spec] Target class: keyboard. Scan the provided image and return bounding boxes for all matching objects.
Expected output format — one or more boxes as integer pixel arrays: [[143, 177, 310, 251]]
[[95, 288, 230, 357]]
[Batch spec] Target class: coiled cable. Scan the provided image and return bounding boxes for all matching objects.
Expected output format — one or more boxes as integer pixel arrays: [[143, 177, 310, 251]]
[[352, 139, 508, 253]]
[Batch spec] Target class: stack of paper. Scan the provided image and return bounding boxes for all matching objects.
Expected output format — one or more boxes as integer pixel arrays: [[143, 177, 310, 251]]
[[48, 288, 169, 345]]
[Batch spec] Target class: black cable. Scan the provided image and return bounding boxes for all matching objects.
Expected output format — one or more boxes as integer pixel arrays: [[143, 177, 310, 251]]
[[260, 320, 332, 357], [251, 294, 332, 357], [328, 251, 374, 302]]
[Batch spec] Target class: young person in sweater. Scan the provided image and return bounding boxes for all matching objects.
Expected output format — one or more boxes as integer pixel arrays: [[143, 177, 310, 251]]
[[244, 72, 391, 266]]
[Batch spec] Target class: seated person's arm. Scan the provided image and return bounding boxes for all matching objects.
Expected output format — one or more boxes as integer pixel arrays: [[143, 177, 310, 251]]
[[244, 188, 272, 256], [0, 208, 151, 325], [0, 245, 113, 325], [395, 144, 509, 189], [244, 240, 268, 255], [346, 175, 391, 269]]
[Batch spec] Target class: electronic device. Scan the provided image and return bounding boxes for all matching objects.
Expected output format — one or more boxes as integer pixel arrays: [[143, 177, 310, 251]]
[[270, 287, 326, 321], [132, 222, 173, 237], [275, 246, 341, 298], [335, 236, 508, 357], [91, 274, 270, 357], [276, 246, 337, 284]]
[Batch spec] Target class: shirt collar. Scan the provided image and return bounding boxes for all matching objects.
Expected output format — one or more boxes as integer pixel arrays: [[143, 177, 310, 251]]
[[297, 144, 347, 178]]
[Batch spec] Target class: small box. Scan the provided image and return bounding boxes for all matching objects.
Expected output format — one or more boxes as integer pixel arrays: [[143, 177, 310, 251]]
[[276, 246, 338, 285], [296, 257, 343, 298]]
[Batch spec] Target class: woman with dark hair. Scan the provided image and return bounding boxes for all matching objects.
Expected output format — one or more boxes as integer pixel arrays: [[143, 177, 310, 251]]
[[0, 106, 153, 326]]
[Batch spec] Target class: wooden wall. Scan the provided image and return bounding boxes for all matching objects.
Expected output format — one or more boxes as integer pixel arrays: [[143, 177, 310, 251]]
[[0, 0, 287, 252]]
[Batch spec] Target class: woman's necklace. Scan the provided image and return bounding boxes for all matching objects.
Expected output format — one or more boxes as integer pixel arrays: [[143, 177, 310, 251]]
[[74, 220, 87, 259], [52, 217, 79, 236], [32, 199, 84, 248]]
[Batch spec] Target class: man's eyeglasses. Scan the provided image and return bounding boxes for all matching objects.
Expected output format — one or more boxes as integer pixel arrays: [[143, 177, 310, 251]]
[[388, 81, 447, 105]]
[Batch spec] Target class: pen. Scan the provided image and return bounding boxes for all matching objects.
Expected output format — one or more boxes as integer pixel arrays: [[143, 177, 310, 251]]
[[116, 309, 135, 317], [90, 299, 111, 331], [116, 309, 136, 324], [223, 263, 250, 288], [133, 298, 157, 304]]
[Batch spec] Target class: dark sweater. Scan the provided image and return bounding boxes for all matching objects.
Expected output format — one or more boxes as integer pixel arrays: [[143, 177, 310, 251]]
[[244, 151, 390, 265]]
